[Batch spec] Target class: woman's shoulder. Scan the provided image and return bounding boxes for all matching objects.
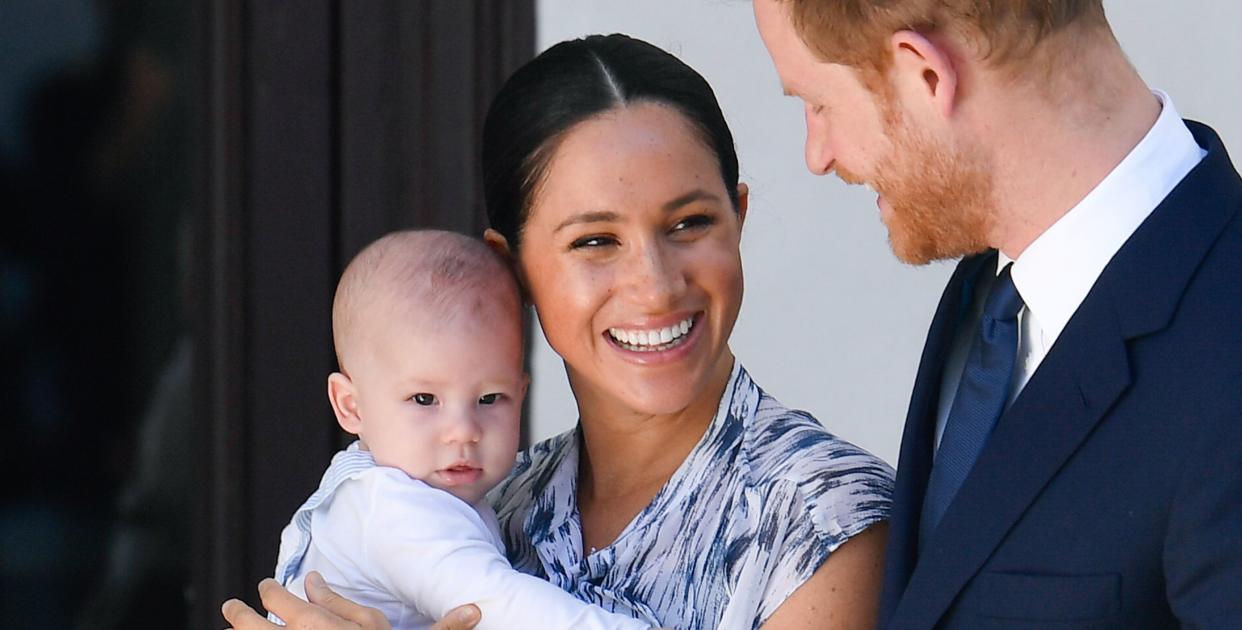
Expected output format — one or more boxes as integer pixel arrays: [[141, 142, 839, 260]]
[[487, 428, 576, 515], [738, 384, 895, 517], [744, 387, 893, 474]]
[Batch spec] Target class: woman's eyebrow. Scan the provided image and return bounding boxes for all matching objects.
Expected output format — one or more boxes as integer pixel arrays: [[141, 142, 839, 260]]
[[554, 210, 620, 233], [663, 189, 722, 212], [553, 190, 721, 233]]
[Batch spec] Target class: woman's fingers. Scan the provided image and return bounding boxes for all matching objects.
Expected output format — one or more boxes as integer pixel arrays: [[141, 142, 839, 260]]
[[253, 577, 353, 630], [302, 571, 392, 629], [429, 604, 482, 630], [221, 597, 279, 629]]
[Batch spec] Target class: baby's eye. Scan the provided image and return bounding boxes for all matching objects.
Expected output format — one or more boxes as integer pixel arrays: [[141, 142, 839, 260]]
[[478, 393, 503, 405], [412, 393, 436, 406]]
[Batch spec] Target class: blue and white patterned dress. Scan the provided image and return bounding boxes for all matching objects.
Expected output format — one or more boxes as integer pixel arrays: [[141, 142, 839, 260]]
[[488, 363, 894, 629]]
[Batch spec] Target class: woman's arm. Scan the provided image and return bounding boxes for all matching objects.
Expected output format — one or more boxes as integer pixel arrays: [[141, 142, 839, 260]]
[[221, 572, 481, 630], [760, 523, 887, 630]]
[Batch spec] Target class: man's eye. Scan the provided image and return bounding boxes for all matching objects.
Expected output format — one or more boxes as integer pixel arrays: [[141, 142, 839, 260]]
[[412, 393, 436, 406], [478, 393, 503, 405]]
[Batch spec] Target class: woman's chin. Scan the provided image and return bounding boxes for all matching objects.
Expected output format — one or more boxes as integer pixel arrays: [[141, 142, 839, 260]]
[[610, 358, 732, 419]]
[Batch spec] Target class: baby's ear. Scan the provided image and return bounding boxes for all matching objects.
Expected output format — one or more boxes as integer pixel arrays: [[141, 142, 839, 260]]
[[327, 372, 363, 435]]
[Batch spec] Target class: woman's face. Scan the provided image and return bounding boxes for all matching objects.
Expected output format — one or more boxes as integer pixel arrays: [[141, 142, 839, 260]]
[[515, 102, 746, 418]]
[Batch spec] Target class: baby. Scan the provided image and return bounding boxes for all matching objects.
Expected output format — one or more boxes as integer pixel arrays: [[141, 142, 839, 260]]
[[271, 230, 651, 630]]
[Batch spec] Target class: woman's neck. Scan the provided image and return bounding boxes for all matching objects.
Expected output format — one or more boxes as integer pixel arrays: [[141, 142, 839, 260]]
[[571, 354, 734, 550]]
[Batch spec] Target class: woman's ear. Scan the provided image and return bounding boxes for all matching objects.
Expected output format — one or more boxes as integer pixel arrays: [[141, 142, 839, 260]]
[[483, 228, 513, 260], [736, 182, 750, 227], [484, 228, 532, 301], [327, 372, 363, 436]]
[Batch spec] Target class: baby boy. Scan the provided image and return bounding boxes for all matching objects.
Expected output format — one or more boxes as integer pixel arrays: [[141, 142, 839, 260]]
[[271, 230, 650, 630]]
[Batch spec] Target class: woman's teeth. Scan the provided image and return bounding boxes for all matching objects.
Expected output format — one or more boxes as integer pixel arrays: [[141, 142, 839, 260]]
[[608, 317, 694, 351]]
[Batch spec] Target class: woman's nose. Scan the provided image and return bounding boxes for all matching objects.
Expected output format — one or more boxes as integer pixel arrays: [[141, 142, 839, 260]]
[[624, 239, 685, 308], [804, 103, 835, 176]]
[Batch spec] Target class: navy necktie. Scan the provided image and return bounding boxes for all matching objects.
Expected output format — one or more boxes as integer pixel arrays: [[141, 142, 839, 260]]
[[920, 262, 1025, 544]]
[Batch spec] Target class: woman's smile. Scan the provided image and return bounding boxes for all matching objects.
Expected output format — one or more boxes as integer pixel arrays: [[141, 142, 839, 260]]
[[605, 312, 702, 361]]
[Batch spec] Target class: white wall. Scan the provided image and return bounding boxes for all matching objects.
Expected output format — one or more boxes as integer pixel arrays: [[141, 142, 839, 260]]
[[528, 0, 1242, 465]]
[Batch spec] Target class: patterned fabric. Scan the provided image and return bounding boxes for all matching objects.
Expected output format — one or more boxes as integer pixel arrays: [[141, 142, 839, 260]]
[[488, 363, 895, 630]]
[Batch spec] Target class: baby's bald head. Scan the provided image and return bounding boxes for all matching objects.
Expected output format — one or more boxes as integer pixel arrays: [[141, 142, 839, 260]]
[[332, 230, 521, 376]]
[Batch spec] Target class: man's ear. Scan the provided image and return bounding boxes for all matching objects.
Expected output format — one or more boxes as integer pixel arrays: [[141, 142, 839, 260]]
[[889, 30, 959, 120], [328, 372, 363, 435], [736, 182, 750, 227]]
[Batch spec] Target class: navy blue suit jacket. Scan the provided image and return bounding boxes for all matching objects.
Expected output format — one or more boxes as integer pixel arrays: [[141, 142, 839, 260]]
[[879, 121, 1242, 629]]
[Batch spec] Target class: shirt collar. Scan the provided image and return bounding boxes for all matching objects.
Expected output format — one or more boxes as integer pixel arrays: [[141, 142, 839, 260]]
[[1002, 90, 1206, 344]]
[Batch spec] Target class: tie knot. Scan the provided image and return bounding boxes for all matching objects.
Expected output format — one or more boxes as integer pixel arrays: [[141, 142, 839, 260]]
[[984, 263, 1025, 322]]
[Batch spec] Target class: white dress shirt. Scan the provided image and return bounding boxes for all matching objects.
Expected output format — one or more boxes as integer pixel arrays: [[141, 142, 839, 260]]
[[934, 91, 1206, 451]]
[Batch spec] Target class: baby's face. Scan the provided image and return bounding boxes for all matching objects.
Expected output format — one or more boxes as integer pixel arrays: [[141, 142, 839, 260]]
[[350, 305, 526, 505]]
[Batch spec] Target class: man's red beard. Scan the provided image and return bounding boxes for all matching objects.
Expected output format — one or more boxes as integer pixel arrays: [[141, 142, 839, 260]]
[[838, 104, 996, 265]]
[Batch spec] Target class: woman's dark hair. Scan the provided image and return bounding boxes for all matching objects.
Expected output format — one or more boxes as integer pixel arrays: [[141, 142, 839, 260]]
[[482, 34, 740, 248]]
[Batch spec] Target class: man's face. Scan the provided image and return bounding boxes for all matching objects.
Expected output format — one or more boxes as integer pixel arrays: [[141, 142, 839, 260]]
[[753, 0, 994, 263]]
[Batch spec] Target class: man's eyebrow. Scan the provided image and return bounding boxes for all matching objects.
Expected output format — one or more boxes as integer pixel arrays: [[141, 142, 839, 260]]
[[663, 189, 723, 212], [554, 210, 620, 233]]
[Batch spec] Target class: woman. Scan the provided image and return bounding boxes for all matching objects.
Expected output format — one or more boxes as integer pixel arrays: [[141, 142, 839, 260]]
[[225, 34, 893, 630]]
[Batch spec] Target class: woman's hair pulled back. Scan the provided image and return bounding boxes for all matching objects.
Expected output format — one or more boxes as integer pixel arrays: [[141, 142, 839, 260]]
[[482, 34, 739, 248]]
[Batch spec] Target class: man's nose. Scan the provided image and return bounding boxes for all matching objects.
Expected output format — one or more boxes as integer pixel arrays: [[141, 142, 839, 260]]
[[804, 103, 834, 176]]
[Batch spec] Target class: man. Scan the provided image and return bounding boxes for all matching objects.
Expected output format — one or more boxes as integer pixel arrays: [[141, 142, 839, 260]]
[[752, 0, 1242, 627]]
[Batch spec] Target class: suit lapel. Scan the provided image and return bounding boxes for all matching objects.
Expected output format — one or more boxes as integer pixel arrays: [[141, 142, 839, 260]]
[[880, 251, 994, 624], [886, 120, 1242, 628], [891, 294, 1131, 628]]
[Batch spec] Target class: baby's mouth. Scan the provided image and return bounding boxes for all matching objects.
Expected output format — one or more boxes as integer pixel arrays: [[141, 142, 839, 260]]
[[436, 463, 482, 485]]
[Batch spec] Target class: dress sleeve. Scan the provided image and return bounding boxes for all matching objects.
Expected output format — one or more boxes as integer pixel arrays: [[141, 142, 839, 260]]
[[753, 452, 893, 626], [360, 471, 651, 630]]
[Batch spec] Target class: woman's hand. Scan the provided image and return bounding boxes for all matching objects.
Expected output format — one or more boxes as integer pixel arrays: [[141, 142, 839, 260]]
[[221, 571, 481, 630]]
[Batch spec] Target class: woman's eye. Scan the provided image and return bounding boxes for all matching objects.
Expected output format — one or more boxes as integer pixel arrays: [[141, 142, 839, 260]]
[[478, 393, 503, 405], [412, 393, 436, 406], [671, 214, 716, 234], [569, 235, 617, 250]]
